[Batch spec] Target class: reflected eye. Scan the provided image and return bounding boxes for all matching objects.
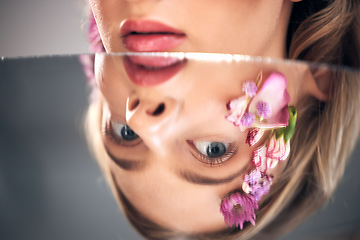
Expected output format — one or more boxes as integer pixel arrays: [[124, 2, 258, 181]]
[[192, 141, 235, 166], [110, 121, 139, 141], [104, 120, 142, 147], [195, 142, 229, 158]]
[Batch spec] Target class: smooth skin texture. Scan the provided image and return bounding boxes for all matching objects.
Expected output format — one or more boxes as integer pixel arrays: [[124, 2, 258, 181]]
[[90, 0, 314, 233], [95, 54, 324, 233], [90, 0, 296, 58]]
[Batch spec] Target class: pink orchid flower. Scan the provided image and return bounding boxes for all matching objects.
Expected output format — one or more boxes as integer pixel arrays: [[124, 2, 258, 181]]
[[226, 72, 290, 132], [248, 72, 290, 129]]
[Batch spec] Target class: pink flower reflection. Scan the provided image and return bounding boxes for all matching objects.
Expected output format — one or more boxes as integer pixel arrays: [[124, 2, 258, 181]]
[[226, 72, 290, 131], [242, 169, 273, 201], [220, 192, 258, 229], [249, 72, 290, 129]]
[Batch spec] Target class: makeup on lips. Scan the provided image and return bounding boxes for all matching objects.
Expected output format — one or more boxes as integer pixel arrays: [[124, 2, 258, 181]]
[[123, 55, 187, 86], [121, 20, 186, 52]]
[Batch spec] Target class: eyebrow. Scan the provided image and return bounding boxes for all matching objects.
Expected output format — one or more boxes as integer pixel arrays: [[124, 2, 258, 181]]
[[177, 165, 248, 186], [105, 147, 145, 171]]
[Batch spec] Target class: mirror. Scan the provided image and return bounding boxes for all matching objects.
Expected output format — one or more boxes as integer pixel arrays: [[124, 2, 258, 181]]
[[1, 54, 359, 240]]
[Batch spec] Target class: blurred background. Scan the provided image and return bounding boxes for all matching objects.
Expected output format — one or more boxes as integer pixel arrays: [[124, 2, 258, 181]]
[[0, 57, 143, 240], [0, 0, 89, 57], [0, 1, 359, 240]]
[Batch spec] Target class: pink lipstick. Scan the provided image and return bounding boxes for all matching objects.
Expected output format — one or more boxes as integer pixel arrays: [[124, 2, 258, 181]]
[[121, 20, 186, 52], [123, 55, 186, 86]]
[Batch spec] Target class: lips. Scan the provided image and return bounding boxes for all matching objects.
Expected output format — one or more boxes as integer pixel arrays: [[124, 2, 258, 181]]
[[121, 20, 186, 52], [123, 55, 186, 86]]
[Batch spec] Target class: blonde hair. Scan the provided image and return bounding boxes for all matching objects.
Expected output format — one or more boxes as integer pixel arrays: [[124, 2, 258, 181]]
[[84, 0, 360, 239]]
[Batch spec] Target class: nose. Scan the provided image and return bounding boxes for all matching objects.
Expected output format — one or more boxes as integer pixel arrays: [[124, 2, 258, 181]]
[[126, 93, 179, 141]]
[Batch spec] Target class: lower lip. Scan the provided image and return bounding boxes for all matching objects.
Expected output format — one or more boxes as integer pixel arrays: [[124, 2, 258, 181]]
[[123, 34, 185, 52], [123, 56, 186, 86]]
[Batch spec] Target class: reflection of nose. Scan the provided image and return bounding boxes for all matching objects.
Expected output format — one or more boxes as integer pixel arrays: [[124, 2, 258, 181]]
[[126, 93, 179, 135]]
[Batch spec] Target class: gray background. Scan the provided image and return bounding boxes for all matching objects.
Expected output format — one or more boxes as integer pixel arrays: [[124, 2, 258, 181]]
[[0, 0, 359, 239], [0, 56, 142, 240], [0, 0, 89, 57]]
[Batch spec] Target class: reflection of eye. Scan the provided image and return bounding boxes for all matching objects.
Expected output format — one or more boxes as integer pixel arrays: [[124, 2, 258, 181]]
[[192, 141, 236, 166], [110, 121, 139, 141], [195, 142, 229, 158], [104, 120, 142, 147]]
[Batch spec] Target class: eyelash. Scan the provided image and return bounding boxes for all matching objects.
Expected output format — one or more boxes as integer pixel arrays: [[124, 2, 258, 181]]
[[192, 145, 239, 167], [103, 122, 122, 144], [104, 119, 238, 166], [103, 121, 142, 147]]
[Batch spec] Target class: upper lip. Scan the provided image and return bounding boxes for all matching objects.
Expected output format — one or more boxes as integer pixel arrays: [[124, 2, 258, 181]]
[[120, 19, 185, 37]]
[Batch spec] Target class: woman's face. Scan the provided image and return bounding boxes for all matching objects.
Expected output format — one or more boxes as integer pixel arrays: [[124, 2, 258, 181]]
[[89, 0, 294, 58], [95, 54, 311, 233], [89, 0, 305, 233]]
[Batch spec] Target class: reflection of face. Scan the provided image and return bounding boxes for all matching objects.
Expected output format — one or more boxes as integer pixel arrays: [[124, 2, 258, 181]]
[[89, 0, 299, 233], [89, 0, 293, 58], [95, 55, 307, 233]]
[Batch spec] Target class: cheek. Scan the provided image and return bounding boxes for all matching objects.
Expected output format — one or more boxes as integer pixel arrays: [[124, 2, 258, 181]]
[[185, 1, 283, 54], [112, 165, 228, 232], [89, 1, 123, 52], [95, 56, 130, 115]]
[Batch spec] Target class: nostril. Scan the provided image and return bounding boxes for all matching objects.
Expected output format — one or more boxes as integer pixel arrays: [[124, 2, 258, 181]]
[[149, 103, 165, 116], [128, 98, 140, 111]]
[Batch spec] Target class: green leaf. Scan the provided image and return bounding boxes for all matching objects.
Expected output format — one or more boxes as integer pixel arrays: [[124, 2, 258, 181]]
[[283, 106, 297, 142], [275, 106, 297, 142]]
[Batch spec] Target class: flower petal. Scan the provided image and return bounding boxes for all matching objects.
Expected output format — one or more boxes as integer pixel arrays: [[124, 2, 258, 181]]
[[249, 72, 290, 129], [242, 182, 251, 194], [266, 158, 278, 169], [244, 169, 262, 184], [220, 197, 233, 213], [266, 135, 290, 161], [226, 95, 249, 126], [246, 128, 265, 147], [252, 145, 267, 173], [220, 192, 258, 228]]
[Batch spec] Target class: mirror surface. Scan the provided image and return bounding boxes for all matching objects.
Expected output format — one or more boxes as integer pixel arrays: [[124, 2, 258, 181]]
[[0, 54, 359, 240]]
